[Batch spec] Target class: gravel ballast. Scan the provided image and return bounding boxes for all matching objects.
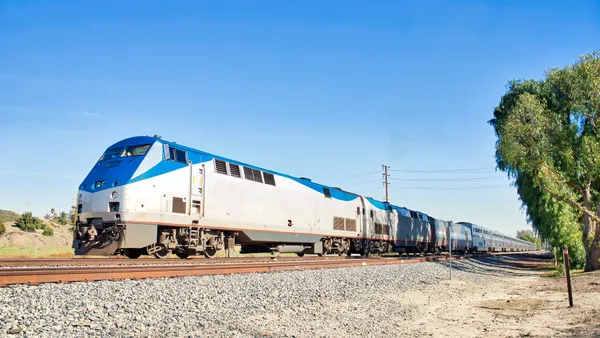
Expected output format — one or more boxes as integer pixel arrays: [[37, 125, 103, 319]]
[[0, 257, 516, 337]]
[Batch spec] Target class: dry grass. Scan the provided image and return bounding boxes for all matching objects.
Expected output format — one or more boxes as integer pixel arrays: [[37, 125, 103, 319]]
[[0, 246, 74, 258]]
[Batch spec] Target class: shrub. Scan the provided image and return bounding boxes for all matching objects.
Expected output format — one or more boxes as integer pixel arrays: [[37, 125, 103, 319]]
[[16, 212, 45, 231], [56, 211, 69, 225], [0, 223, 5, 236], [42, 227, 54, 237]]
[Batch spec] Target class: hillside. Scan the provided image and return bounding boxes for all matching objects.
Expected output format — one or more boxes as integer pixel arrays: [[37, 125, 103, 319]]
[[0, 209, 74, 258], [0, 209, 20, 223]]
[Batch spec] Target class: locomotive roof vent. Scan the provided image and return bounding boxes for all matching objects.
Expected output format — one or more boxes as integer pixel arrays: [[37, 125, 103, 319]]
[[153, 134, 162, 139], [299, 177, 311, 181]]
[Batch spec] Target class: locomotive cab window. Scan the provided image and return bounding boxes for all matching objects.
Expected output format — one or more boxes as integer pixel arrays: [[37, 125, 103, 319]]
[[99, 147, 124, 161], [99, 144, 151, 161]]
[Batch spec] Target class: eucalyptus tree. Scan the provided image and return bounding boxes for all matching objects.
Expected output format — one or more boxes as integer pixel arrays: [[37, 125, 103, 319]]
[[489, 51, 600, 271]]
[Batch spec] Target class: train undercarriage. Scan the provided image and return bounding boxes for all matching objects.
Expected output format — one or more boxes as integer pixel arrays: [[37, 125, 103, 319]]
[[73, 221, 401, 259], [74, 222, 531, 259]]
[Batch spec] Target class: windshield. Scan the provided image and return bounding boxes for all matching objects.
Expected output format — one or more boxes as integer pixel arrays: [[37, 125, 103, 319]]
[[99, 144, 151, 161]]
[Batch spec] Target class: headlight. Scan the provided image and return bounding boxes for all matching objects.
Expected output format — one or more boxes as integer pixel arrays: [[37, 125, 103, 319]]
[[111, 191, 119, 199]]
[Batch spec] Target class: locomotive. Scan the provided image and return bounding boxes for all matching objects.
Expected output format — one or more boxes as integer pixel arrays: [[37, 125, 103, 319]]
[[72, 135, 536, 259]]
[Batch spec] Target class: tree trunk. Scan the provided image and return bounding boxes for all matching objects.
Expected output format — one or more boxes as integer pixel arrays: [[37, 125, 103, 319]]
[[586, 246, 600, 272], [585, 203, 600, 272]]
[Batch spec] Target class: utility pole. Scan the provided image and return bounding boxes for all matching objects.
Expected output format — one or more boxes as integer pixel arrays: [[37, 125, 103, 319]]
[[382, 165, 390, 202], [448, 221, 453, 280]]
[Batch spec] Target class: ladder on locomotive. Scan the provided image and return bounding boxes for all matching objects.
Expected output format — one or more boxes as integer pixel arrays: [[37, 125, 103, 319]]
[[188, 224, 201, 249]]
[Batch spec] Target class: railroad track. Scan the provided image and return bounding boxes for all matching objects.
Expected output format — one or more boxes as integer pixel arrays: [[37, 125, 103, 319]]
[[0, 250, 537, 268], [0, 255, 351, 267], [0, 255, 468, 287]]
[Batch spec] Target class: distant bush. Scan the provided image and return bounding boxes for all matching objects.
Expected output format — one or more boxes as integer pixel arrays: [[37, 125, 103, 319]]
[[42, 227, 54, 237], [0, 223, 5, 236], [16, 212, 45, 231], [56, 211, 69, 225]]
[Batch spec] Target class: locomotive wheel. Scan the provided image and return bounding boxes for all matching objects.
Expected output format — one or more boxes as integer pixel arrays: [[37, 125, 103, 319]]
[[153, 248, 169, 259], [296, 252, 305, 257], [124, 249, 143, 259], [204, 247, 218, 259], [175, 250, 190, 259]]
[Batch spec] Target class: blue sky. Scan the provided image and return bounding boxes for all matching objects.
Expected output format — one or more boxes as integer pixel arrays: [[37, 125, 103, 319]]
[[0, 1, 598, 237]]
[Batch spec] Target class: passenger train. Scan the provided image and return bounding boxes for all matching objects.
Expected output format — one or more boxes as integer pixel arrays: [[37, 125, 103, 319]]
[[72, 135, 537, 259]]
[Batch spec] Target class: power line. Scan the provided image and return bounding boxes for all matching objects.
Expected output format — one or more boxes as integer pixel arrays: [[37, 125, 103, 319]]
[[390, 167, 495, 173], [390, 176, 506, 182], [356, 186, 382, 193], [392, 185, 511, 190], [354, 178, 382, 186], [348, 170, 380, 178]]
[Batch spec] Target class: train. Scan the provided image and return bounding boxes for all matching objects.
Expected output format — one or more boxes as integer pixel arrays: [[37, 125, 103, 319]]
[[71, 135, 537, 259]]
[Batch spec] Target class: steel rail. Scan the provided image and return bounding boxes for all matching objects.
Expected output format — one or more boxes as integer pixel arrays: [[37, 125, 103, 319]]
[[0, 251, 538, 267], [0, 255, 355, 267], [0, 255, 468, 287]]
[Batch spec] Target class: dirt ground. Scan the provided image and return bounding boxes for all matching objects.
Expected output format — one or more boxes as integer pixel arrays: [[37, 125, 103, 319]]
[[0, 221, 74, 257], [400, 253, 600, 337]]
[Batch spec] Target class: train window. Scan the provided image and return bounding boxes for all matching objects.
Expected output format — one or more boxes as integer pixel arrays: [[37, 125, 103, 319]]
[[229, 163, 241, 178], [263, 172, 276, 186], [370, 210, 374, 219], [100, 144, 151, 161], [356, 207, 360, 216], [323, 188, 331, 198], [100, 147, 124, 161], [124, 144, 151, 157], [388, 205, 393, 212], [215, 160, 228, 175]]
